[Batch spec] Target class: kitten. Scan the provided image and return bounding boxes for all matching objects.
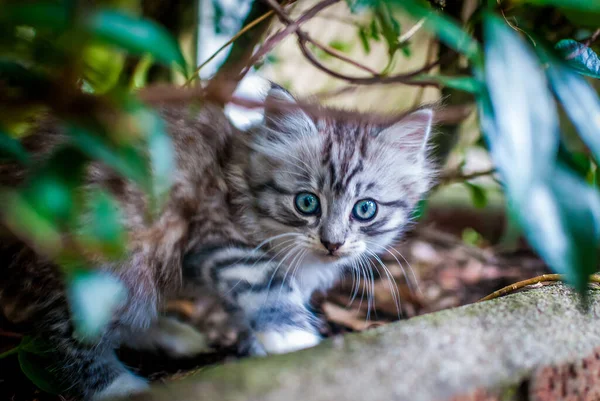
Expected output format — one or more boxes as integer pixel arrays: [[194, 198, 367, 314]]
[[0, 84, 435, 400]]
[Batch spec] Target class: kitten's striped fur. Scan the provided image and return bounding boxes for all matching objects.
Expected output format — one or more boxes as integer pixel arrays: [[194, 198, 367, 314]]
[[0, 84, 435, 400]]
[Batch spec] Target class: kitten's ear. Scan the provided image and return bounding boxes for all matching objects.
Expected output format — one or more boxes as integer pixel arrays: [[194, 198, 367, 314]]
[[377, 108, 433, 158], [263, 83, 316, 136]]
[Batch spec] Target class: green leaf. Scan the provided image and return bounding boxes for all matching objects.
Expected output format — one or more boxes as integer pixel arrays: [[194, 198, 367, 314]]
[[130, 54, 154, 90], [411, 198, 428, 220], [482, 14, 559, 201], [67, 124, 148, 189], [82, 43, 126, 94], [87, 10, 186, 71], [0, 4, 69, 31], [555, 39, 600, 79], [515, 0, 600, 12], [542, 51, 600, 165], [18, 349, 66, 394], [462, 227, 483, 246], [562, 9, 600, 29], [0, 129, 30, 164], [557, 143, 591, 178], [0, 347, 19, 359], [0, 190, 63, 257], [358, 26, 371, 53], [480, 14, 600, 298], [374, 2, 401, 58], [369, 18, 380, 41], [22, 148, 87, 225], [67, 270, 127, 342], [328, 40, 354, 54], [518, 165, 600, 296], [394, 0, 483, 67], [465, 182, 488, 208], [78, 191, 126, 258], [18, 336, 52, 355]]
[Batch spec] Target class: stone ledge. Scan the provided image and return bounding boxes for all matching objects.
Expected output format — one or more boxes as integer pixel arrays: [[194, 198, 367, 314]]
[[133, 284, 600, 401]]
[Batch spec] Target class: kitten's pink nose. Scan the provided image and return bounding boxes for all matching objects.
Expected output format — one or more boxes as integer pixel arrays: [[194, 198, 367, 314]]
[[320, 239, 344, 254]]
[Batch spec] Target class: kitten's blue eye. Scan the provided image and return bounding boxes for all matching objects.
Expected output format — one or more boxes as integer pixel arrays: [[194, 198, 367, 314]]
[[295, 192, 320, 215], [352, 199, 377, 221]]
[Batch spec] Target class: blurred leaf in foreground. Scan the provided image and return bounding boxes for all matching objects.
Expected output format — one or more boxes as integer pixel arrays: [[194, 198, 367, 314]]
[[483, 15, 558, 201], [67, 269, 127, 342], [0, 128, 30, 164], [77, 190, 126, 259], [555, 39, 600, 79], [480, 14, 600, 296], [395, 0, 483, 67], [82, 43, 126, 94], [18, 348, 65, 395], [87, 10, 187, 73], [542, 49, 600, 163]]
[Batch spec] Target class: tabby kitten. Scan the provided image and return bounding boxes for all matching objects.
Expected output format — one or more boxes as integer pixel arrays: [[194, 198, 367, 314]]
[[0, 84, 435, 400]]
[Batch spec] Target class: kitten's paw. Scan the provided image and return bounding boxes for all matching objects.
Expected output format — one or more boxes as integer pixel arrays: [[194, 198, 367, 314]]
[[256, 329, 321, 354], [91, 372, 148, 401], [127, 316, 210, 358]]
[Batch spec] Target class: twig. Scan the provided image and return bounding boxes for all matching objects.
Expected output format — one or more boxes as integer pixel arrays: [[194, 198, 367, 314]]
[[0, 329, 23, 339], [264, 0, 443, 86], [140, 83, 474, 126], [241, 0, 381, 76], [184, 10, 275, 86], [306, 36, 380, 76], [205, 0, 284, 103], [439, 168, 496, 185], [584, 28, 600, 48], [399, 17, 427, 45], [478, 274, 600, 302]]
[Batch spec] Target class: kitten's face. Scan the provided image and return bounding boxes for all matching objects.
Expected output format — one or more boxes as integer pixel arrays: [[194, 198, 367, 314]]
[[245, 86, 434, 270]]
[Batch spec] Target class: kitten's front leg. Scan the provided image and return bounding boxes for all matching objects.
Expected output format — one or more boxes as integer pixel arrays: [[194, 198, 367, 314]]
[[185, 245, 322, 355]]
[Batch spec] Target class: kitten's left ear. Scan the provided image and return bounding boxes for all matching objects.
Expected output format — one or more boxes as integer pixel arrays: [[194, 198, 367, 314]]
[[377, 108, 433, 158], [263, 83, 317, 137]]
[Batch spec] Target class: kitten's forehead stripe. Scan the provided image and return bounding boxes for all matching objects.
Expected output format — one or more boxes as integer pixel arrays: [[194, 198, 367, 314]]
[[319, 119, 373, 195], [379, 199, 409, 209]]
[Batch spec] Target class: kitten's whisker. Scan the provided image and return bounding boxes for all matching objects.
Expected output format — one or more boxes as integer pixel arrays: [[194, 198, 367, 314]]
[[365, 249, 403, 320], [277, 247, 305, 301], [257, 244, 302, 322], [347, 261, 358, 307], [364, 240, 420, 296], [363, 255, 376, 323], [224, 241, 297, 296], [247, 233, 302, 257], [265, 244, 300, 293], [356, 255, 369, 319], [381, 243, 422, 296], [347, 260, 361, 307]]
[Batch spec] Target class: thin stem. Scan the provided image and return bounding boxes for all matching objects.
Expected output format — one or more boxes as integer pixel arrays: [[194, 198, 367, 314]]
[[243, 0, 342, 75], [263, 0, 443, 86], [439, 168, 496, 185], [584, 28, 600, 48], [184, 10, 275, 86], [478, 274, 600, 302]]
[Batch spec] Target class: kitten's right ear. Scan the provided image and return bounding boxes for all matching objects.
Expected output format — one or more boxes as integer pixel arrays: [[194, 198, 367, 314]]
[[263, 83, 316, 137]]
